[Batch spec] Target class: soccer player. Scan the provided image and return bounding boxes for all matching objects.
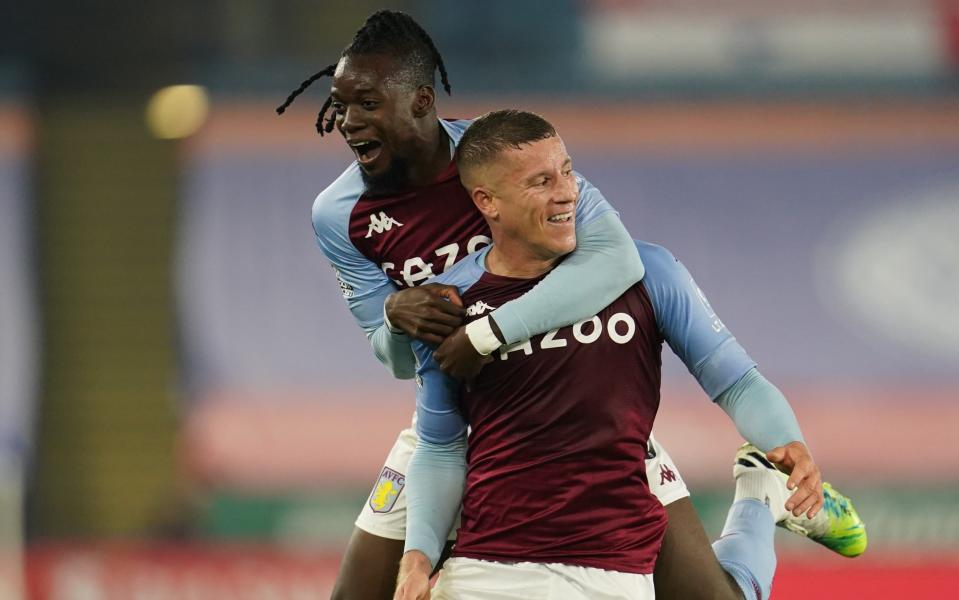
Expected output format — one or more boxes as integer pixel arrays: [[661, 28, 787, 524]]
[[278, 11, 866, 600], [392, 109, 818, 599]]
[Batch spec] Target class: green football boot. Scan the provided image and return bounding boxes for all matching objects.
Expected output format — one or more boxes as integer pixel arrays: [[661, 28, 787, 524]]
[[734, 444, 867, 557]]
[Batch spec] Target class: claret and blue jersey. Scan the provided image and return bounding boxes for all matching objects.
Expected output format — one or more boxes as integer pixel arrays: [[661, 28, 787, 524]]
[[410, 240, 757, 574]]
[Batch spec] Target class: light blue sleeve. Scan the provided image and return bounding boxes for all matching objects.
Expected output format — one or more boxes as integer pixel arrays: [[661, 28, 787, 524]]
[[411, 342, 469, 444], [311, 169, 416, 379], [367, 325, 415, 379], [640, 241, 756, 399], [643, 241, 805, 449], [404, 435, 467, 567], [404, 339, 469, 566], [401, 265, 476, 564], [715, 368, 805, 452], [489, 175, 645, 345]]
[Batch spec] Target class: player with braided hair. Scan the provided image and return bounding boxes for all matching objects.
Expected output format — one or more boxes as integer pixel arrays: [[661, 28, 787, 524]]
[[276, 10, 450, 136], [280, 10, 866, 600]]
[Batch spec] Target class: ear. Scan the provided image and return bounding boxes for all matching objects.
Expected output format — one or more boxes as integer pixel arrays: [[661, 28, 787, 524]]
[[412, 85, 435, 117], [471, 186, 498, 220]]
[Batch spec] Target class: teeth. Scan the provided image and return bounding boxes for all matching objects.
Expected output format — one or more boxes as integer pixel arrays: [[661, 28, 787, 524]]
[[548, 212, 572, 223], [350, 141, 374, 152]]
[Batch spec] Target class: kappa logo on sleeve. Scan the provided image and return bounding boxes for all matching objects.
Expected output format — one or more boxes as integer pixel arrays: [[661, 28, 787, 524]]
[[369, 467, 406, 513]]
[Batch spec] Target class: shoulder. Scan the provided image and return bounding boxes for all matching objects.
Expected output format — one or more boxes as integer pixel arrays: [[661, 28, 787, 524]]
[[431, 247, 488, 293], [311, 163, 364, 237], [442, 118, 474, 147], [635, 241, 684, 286]]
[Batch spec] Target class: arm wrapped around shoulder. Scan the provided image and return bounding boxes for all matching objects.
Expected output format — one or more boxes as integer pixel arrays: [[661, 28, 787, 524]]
[[490, 211, 644, 345]]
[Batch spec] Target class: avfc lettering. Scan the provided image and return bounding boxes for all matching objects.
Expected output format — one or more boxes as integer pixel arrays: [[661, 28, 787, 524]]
[[499, 312, 638, 360], [382, 235, 491, 288]]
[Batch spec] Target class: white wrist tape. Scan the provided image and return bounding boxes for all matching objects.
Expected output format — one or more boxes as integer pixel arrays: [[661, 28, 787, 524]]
[[465, 316, 501, 356]]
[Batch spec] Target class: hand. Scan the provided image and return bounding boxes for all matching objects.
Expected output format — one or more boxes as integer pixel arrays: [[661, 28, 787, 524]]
[[766, 441, 824, 519], [385, 284, 465, 345], [434, 325, 494, 381], [394, 551, 432, 600]]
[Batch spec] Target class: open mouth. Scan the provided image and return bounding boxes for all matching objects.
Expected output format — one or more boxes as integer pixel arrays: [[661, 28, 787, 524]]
[[547, 211, 574, 224], [349, 140, 383, 166]]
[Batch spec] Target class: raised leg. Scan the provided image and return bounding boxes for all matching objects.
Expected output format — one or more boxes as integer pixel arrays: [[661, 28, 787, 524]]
[[655, 497, 745, 600]]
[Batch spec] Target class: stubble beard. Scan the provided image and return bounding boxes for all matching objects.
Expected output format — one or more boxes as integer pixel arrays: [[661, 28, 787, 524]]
[[361, 156, 412, 196]]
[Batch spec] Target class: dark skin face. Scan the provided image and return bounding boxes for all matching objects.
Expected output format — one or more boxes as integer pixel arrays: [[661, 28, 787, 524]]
[[329, 53, 450, 193]]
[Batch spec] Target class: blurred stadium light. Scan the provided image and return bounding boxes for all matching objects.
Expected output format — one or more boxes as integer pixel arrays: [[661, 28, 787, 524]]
[[146, 85, 210, 140], [2, 1, 958, 598]]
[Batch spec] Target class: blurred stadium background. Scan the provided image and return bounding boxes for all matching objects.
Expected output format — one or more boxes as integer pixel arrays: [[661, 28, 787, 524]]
[[2, 0, 959, 598]]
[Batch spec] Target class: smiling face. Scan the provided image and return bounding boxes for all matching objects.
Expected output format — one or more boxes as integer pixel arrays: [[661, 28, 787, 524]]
[[471, 135, 578, 267], [329, 53, 434, 193]]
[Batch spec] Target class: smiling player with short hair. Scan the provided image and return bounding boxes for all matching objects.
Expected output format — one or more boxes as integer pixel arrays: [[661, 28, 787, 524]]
[[394, 109, 850, 600]]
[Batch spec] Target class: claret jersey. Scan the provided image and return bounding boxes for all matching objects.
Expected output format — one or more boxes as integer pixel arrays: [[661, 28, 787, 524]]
[[412, 241, 757, 574], [311, 119, 616, 334]]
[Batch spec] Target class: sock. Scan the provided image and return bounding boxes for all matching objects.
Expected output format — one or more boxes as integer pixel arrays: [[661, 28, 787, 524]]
[[734, 469, 788, 522], [712, 499, 777, 600]]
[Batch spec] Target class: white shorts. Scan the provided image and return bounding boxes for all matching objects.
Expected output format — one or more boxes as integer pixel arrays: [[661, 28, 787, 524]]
[[431, 557, 655, 600], [354, 429, 689, 540]]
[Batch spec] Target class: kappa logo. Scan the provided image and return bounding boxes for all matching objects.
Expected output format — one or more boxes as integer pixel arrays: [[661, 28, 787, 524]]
[[369, 467, 405, 513], [659, 464, 677, 485], [466, 300, 497, 316], [365, 211, 404, 238]]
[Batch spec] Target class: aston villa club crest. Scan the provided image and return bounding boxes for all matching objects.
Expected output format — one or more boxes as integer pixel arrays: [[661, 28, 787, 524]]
[[369, 467, 406, 513]]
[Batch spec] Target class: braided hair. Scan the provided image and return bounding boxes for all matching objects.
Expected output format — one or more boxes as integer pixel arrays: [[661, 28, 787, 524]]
[[276, 10, 452, 135]]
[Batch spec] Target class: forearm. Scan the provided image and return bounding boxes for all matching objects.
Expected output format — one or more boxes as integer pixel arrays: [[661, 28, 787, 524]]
[[404, 435, 467, 567], [489, 211, 643, 345], [715, 367, 805, 453], [365, 322, 416, 380]]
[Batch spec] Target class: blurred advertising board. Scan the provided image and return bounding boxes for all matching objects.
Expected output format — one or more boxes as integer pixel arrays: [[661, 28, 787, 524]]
[[24, 543, 959, 600]]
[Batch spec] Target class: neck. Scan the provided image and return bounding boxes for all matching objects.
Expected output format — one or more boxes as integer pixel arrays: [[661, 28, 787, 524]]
[[485, 240, 559, 279], [406, 117, 450, 186]]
